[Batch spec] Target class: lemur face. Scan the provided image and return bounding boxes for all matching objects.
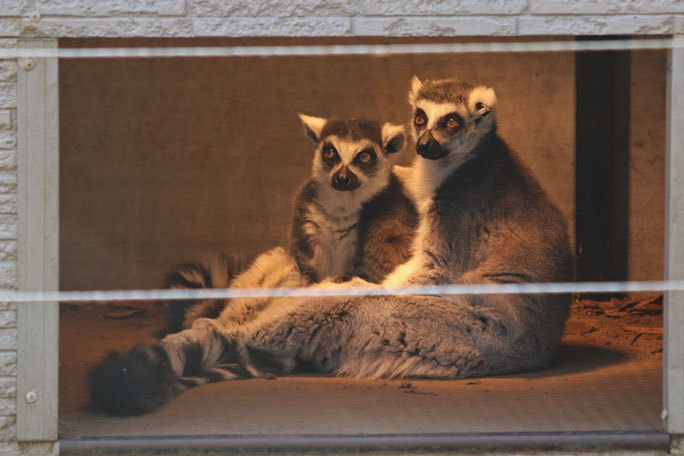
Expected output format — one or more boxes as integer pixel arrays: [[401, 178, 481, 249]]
[[408, 76, 497, 161], [299, 115, 405, 198]]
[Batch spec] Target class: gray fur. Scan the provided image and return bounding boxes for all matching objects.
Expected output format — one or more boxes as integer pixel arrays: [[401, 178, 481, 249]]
[[356, 174, 418, 283], [415, 79, 473, 104], [320, 119, 382, 144]]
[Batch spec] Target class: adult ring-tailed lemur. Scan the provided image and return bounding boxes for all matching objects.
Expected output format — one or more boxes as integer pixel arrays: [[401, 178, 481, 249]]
[[89, 78, 571, 416]]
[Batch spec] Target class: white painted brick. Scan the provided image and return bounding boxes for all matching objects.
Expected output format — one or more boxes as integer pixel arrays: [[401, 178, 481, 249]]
[[35, 18, 194, 37], [675, 15, 684, 33], [0, 111, 10, 130], [36, 0, 186, 17], [530, 0, 684, 15], [0, 242, 14, 262], [0, 19, 22, 37], [0, 84, 15, 109], [0, 187, 15, 198], [0, 150, 15, 172], [0, 40, 16, 49], [14, 442, 58, 456], [0, 404, 14, 422], [0, 303, 15, 311], [0, 353, 15, 377], [0, 311, 15, 328], [355, 17, 517, 36], [0, 265, 15, 290], [0, 216, 15, 240], [0, 63, 14, 83], [0, 330, 15, 351], [361, 0, 527, 16], [0, 378, 16, 398], [0, 415, 14, 440], [0, 397, 13, 414], [0, 443, 19, 456], [518, 15, 674, 35], [0, 175, 16, 195], [191, 0, 361, 17], [0, 133, 14, 150], [0, 0, 31, 17], [0, 195, 16, 214], [193, 17, 352, 36]]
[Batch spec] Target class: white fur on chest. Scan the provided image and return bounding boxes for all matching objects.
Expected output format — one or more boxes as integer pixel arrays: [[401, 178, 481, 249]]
[[383, 158, 461, 287], [304, 203, 360, 279]]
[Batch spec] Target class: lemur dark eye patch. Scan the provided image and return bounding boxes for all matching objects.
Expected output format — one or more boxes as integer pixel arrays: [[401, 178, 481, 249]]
[[321, 143, 340, 166], [414, 108, 427, 127], [439, 112, 463, 130]]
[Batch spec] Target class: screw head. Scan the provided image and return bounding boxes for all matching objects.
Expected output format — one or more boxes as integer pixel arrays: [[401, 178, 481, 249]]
[[28, 11, 41, 23], [19, 58, 35, 72], [25, 391, 38, 404]]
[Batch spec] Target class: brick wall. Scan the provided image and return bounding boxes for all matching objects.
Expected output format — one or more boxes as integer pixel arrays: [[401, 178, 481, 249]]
[[0, 0, 682, 37], [0, 0, 682, 454]]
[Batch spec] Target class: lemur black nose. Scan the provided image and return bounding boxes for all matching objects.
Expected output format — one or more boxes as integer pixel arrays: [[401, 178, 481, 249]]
[[332, 166, 360, 191], [416, 131, 448, 160]]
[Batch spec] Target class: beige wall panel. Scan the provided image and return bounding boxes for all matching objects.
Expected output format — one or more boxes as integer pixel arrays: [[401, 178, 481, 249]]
[[629, 50, 667, 281], [59, 39, 576, 290]]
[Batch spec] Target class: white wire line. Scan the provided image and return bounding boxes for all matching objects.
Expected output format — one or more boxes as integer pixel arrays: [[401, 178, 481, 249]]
[[3, 38, 683, 60], [3, 280, 682, 303]]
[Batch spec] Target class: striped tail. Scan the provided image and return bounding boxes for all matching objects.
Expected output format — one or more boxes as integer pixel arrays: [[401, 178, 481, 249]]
[[160, 254, 252, 336], [89, 326, 257, 416]]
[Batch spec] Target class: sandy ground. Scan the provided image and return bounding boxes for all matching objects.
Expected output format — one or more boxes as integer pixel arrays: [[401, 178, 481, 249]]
[[59, 296, 663, 438]]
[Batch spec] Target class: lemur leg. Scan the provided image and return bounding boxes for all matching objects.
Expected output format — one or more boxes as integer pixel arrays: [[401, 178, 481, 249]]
[[207, 247, 309, 327], [241, 293, 549, 379]]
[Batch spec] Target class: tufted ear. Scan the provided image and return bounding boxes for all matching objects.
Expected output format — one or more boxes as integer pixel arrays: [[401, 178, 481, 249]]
[[408, 75, 423, 105], [468, 86, 497, 114], [298, 113, 327, 143], [381, 123, 406, 155]]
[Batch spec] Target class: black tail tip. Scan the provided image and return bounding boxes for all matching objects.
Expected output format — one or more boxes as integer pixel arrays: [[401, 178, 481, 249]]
[[88, 343, 181, 416]]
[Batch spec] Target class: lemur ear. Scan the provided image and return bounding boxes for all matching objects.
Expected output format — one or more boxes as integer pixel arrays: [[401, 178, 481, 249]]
[[468, 86, 497, 115], [298, 113, 326, 143], [381, 123, 406, 155], [408, 75, 423, 105]]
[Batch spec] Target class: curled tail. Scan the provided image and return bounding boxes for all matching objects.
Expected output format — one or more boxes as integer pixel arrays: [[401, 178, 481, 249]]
[[160, 254, 252, 336], [89, 327, 256, 416]]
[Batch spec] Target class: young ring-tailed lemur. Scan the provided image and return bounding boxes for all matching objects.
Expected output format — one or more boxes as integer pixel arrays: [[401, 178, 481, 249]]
[[291, 115, 415, 283], [89, 78, 570, 416], [158, 115, 417, 335]]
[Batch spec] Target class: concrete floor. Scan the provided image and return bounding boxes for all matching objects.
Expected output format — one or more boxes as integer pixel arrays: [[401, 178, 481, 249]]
[[59, 297, 664, 438]]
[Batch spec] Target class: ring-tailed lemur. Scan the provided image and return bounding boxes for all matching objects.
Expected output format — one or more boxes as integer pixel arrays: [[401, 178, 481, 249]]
[[89, 78, 570, 416], [158, 116, 417, 335], [291, 115, 415, 283]]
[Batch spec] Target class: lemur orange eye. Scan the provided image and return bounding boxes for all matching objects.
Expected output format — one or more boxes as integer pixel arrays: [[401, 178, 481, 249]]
[[446, 116, 459, 129], [355, 148, 375, 166], [323, 146, 336, 160], [414, 115, 426, 126]]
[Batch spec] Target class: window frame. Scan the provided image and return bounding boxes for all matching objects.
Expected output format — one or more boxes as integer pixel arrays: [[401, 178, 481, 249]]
[[14, 35, 684, 448]]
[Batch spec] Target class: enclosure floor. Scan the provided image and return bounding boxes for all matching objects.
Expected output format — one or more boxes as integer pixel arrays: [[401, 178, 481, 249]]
[[59, 297, 663, 438]]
